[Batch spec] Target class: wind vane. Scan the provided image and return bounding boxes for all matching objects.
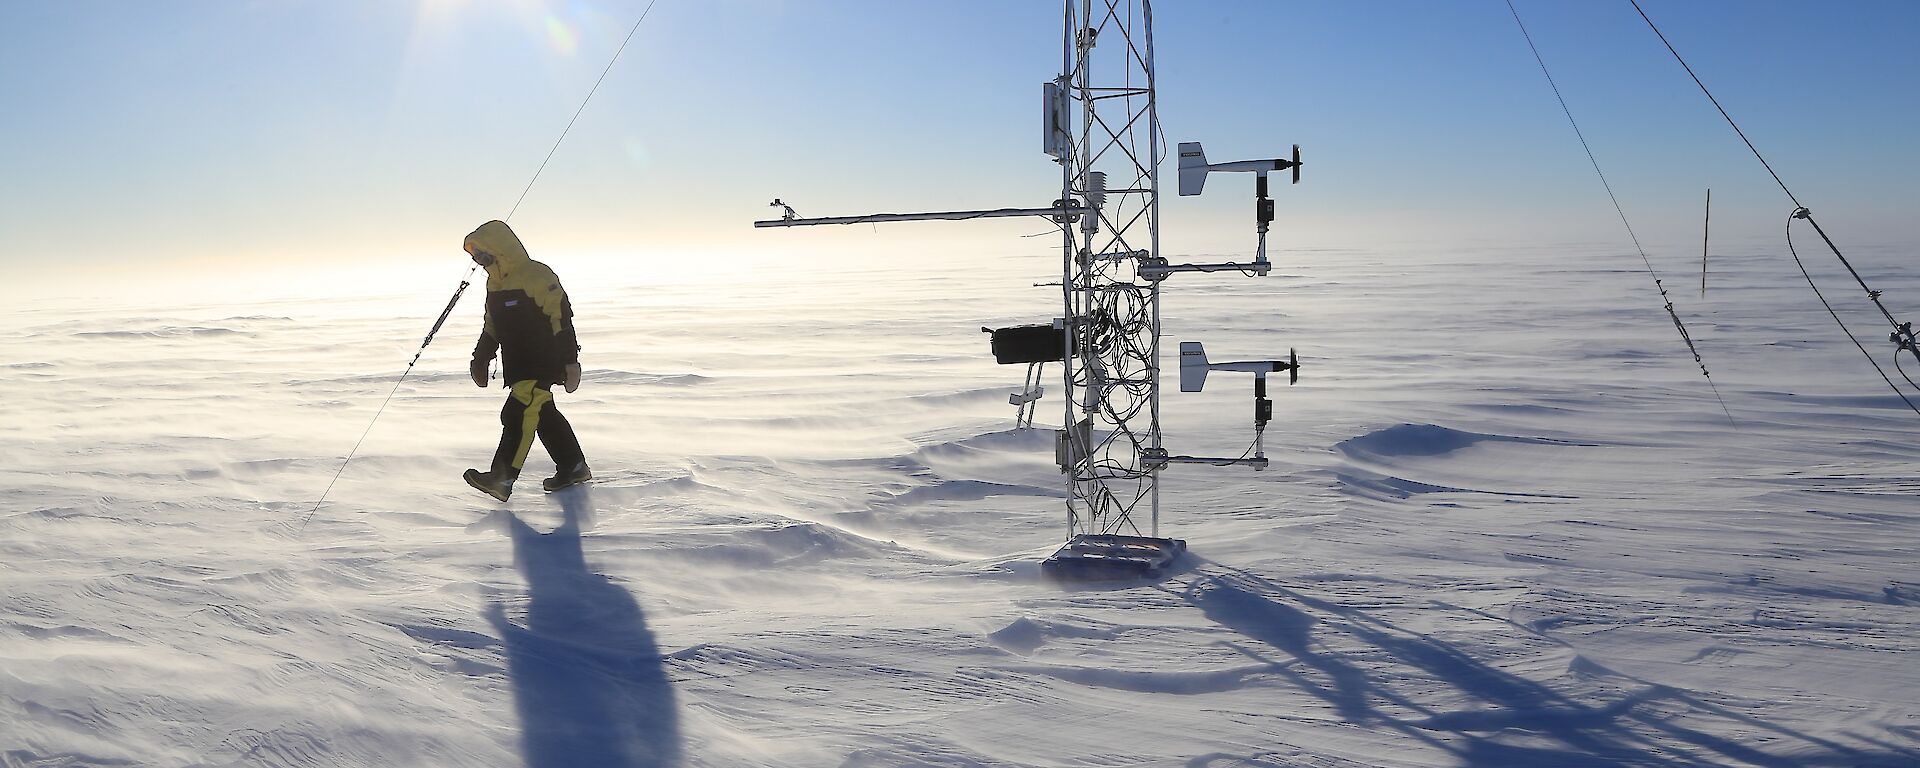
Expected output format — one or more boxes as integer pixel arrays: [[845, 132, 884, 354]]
[[755, 0, 1310, 579]]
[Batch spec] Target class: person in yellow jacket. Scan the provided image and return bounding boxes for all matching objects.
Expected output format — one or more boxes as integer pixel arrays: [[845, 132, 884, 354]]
[[461, 220, 590, 501]]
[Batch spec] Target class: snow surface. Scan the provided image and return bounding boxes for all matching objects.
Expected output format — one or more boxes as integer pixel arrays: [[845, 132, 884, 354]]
[[2, 242, 1916, 767]]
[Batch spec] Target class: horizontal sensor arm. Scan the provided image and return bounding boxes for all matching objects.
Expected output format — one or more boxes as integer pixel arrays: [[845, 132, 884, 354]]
[[754, 205, 1092, 228]]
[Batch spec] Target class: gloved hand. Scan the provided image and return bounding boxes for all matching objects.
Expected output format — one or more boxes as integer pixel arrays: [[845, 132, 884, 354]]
[[563, 363, 582, 393], [470, 359, 489, 388]]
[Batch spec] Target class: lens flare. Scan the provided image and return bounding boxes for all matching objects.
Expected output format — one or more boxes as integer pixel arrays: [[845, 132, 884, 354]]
[[622, 136, 652, 170], [544, 14, 579, 56]]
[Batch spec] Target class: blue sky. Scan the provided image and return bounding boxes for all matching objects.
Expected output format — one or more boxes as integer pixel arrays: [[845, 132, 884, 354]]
[[2, 1, 1915, 290]]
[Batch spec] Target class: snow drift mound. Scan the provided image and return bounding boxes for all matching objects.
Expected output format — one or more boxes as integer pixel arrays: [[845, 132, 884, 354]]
[[1334, 423, 1588, 461], [1331, 423, 1595, 501]]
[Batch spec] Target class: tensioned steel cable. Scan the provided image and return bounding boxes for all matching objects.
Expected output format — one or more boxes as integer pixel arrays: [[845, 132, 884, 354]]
[[297, 271, 474, 533], [1506, 0, 1736, 426], [1626, 0, 1919, 417], [507, 0, 661, 223], [1786, 214, 1920, 415], [1626, 1, 1795, 209], [298, 3, 663, 533]]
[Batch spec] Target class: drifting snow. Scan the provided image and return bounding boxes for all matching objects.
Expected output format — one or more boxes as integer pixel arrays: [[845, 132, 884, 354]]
[[2, 246, 1915, 766]]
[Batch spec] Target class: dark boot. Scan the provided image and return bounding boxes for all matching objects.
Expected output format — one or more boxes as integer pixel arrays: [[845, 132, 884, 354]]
[[543, 461, 592, 492], [464, 467, 517, 502]]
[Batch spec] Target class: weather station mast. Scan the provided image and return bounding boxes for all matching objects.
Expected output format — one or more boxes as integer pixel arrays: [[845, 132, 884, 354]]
[[756, 0, 1302, 579]]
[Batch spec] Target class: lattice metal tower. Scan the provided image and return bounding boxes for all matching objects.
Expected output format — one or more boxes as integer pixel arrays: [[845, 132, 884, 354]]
[[758, 0, 1298, 577], [1050, 0, 1168, 542]]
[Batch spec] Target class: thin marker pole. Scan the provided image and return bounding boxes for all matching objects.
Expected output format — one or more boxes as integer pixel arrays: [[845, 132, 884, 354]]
[[1701, 188, 1710, 298]]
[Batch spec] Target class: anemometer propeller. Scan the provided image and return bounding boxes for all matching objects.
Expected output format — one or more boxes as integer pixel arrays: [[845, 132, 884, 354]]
[[1177, 141, 1301, 272], [752, 3, 1312, 577], [1140, 343, 1299, 471]]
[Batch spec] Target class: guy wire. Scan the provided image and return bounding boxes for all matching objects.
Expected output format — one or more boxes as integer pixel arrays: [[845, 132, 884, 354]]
[[1627, 0, 1919, 417], [300, 2, 662, 532], [507, 0, 660, 223], [1626, 0, 1797, 208], [1506, 0, 1736, 426], [298, 268, 476, 533], [1786, 215, 1920, 416]]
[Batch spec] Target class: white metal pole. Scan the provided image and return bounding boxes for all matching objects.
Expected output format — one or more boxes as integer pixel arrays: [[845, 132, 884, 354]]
[[1143, 0, 1163, 539], [1059, 0, 1079, 540], [1077, 0, 1103, 535]]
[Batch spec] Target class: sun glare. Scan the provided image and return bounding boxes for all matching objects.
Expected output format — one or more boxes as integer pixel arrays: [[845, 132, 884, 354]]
[[416, 0, 469, 20], [415, 0, 589, 57]]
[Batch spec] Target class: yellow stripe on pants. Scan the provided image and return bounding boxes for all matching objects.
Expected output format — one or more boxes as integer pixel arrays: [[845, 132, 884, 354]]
[[509, 380, 553, 469]]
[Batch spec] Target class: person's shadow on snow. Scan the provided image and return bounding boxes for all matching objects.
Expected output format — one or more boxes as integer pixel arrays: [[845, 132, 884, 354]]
[[480, 489, 680, 768]]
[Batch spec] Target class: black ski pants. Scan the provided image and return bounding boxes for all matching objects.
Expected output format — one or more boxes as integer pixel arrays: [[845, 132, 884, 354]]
[[491, 379, 585, 475]]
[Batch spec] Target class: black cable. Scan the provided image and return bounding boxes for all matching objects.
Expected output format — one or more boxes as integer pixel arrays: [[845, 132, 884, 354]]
[[1203, 428, 1263, 468], [1628, 0, 1919, 415], [1896, 351, 1920, 393], [1785, 215, 1920, 416], [1507, 0, 1735, 426], [1796, 208, 1919, 349], [1626, 0, 1798, 208]]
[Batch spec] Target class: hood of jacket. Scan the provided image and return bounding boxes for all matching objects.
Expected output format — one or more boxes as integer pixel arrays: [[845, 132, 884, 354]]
[[464, 220, 531, 281]]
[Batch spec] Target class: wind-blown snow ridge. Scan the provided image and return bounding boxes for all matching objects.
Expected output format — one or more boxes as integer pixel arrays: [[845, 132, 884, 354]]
[[587, 370, 713, 386], [70, 326, 245, 339], [1330, 423, 1592, 501]]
